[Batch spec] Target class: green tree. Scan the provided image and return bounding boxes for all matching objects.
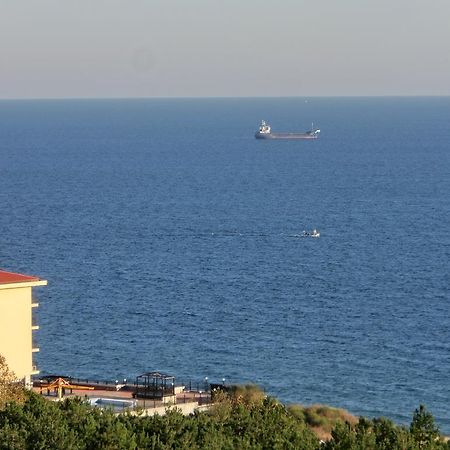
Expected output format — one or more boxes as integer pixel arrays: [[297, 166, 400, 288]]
[[372, 417, 410, 450], [0, 355, 25, 409], [324, 421, 357, 450], [410, 405, 440, 449]]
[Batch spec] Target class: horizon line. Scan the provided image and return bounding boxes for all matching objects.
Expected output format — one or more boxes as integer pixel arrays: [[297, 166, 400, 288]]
[[1, 94, 450, 102]]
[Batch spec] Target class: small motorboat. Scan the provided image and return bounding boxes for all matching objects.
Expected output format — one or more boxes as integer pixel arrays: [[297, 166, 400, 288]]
[[302, 229, 320, 238]]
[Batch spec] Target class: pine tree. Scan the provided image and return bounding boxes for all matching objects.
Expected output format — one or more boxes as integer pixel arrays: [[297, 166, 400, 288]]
[[410, 404, 440, 449]]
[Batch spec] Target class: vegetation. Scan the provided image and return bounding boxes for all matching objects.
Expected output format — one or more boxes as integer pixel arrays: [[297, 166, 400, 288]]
[[0, 391, 319, 450], [287, 404, 358, 441], [0, 355, 25, 409], [0, 367, 449, 449]]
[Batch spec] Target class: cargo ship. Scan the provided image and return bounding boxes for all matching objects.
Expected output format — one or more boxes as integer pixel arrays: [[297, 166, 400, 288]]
[[255, 120, 320, 140]]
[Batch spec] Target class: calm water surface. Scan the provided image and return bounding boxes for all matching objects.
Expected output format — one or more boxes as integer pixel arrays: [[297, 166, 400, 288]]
[[1, 98, 449, 430]]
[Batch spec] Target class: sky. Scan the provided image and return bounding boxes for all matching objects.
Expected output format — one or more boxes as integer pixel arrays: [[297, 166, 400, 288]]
[[1, 0, 449, 98]]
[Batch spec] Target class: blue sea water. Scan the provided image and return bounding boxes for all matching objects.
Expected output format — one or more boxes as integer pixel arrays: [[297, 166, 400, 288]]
[[1, 97, 449, 431]]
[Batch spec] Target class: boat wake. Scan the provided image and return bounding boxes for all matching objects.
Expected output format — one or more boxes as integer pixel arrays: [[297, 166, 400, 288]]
[[145, 230, 321, 239]]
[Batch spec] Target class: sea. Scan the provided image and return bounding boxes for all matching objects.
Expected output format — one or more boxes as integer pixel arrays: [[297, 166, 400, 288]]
[[1, 97, 449, 431]]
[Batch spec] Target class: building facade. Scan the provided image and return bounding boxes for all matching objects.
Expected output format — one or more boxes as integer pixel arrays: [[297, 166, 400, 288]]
[[0, 270, 47, 386]]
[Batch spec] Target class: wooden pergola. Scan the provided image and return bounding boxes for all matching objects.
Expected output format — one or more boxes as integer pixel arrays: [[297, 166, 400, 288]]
[[39, 377, 94, 400]]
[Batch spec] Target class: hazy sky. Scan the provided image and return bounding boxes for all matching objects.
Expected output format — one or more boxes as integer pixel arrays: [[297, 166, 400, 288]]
[[1, 0, 449, 98]]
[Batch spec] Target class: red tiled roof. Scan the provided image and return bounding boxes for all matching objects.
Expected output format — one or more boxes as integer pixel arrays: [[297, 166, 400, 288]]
[[0, 270, 41, 285]]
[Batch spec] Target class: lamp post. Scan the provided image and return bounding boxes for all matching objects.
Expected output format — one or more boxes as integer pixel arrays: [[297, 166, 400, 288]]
[[204, 376, 208, 391], [222, 377, 225, 386]]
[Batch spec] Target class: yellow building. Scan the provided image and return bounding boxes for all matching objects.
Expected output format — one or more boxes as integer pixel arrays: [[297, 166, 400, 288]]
[[0, 269, 47, 386]]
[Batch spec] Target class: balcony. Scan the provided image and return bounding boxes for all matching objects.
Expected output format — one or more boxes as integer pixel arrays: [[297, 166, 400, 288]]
[[32, 305, 39, 330], [31, 365, 40, 375]]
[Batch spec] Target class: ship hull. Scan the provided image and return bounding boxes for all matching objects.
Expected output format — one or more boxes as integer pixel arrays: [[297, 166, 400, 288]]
[[255, 132, 318, 140]]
